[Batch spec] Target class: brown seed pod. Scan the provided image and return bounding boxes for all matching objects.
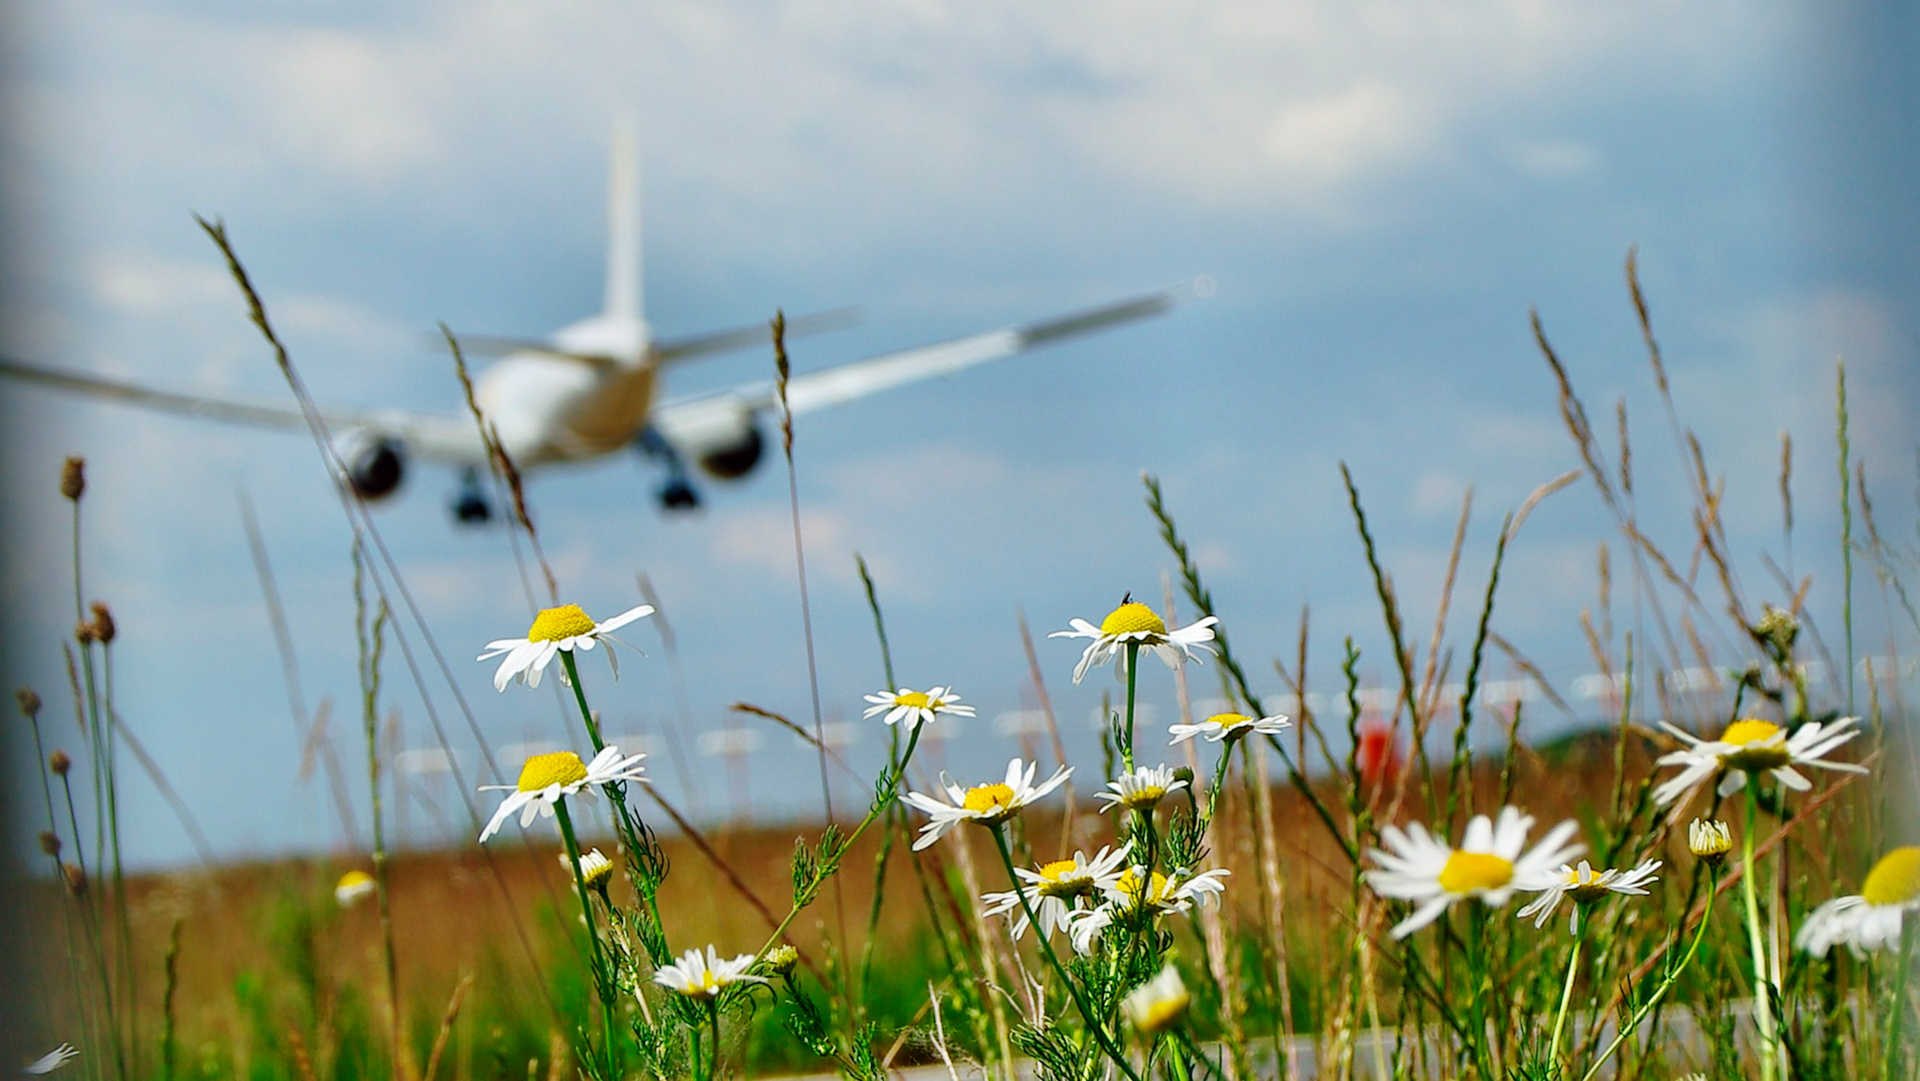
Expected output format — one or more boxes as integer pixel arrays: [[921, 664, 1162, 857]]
[[49, 750, 71, 776], [39, 831, 61, 857], [63, 863, 87, 897], [74, 619, 97, 645], [89, 602, 116, 645], [15, 687, 41, 718], [60, 457, 86, 501]]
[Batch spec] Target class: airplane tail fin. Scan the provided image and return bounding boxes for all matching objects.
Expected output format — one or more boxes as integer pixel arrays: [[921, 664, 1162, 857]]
[[604, 117, 642, 323]]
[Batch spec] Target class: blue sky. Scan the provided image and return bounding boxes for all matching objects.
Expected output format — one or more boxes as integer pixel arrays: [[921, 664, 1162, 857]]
[[3, 3, 1914, 869]]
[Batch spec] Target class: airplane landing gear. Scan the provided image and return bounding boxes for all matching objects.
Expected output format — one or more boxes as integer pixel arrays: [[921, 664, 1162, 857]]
[[658, 480, 701, 510], [636, 427, 702, 512], [452, 468, 494, 525]]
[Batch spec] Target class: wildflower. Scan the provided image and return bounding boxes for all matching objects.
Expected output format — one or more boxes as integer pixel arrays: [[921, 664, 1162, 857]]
[[24, 1044, 78, 1075], [980, 843, 1131, 940], [1050, 597, 1218, 684], [764, 944, 800, 977], [478, 602, 654, 692], [478, 746, 648, 843], [652, 945, 768, 998], [1069, 866, 1231, 953], [1688, 818, 1733, 863], [861, 685, 974, 730], [334, 869, 376, 908], [1122, 966, 1190, 1036], [1516, 858, 1662, 931], [559, 847, 616, 892], [1097, 765, 1188, 812], [902, 758, 1071, 850], [1365, 806, 1582, 940], [1652, 715, 1865, 806], [1795, 845, 1920, 958], [1358, 715, 1403, 792], [1168, 710, 1290, 745]]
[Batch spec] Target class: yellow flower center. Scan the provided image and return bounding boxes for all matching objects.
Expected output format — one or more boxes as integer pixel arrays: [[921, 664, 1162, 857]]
[[1718, 718, 1791, 771], [893, 691, 931, 709], [1563, 865, 1615, 902], [336, 870, 373, 891], [1208, 712, 1253, 731], [963, 783, 1017, 815], [1437, 851, 1514, 895], [1100, 602, 1167, 637], [527, 604, 597, 642], [517, 751, 589, 792], [699, 971, 721, 993], [1038, 858, 1092, 897], [1861, 846, 1920, 907], [1115, 868, 1171, 907], [1721, 718, 1781, 745], [1132, 991, 1190, 1034]]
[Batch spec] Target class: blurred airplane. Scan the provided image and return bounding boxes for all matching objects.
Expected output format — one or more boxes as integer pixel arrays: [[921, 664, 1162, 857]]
[[0, 131, 1202, 525]]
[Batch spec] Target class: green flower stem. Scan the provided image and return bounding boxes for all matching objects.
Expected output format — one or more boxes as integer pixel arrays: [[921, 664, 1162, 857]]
[[1122, 642, 1141, 770], [754, 723, 925, 961], [1742, 784, 1779, 1081], [1578, 867, 1719, 1081], [706, 999, 722, 1081], [555, 800, 616, 1080], [1201, 739, 1237, 831], [1546, 905, 1588, 1067], [990, 826, 1143, 1081], [1885, 919, 1917, 1081], [1164, 1033, 1192, 1081]]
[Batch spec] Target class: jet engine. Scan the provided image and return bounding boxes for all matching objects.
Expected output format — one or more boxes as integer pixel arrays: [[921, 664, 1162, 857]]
[[335, 430, 407, 500], [695, 420, 766, 480]]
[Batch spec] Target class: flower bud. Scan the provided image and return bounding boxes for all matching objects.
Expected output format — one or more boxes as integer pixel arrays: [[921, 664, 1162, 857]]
[[1688, 818, 1732, 863], [89, 602, 116, 645], [60, 457, 85, 501], [15, 687, 41, 718], [49, 750, 71, 776], [1171, 765, 1196, 787], [764, 944, 800, 977]]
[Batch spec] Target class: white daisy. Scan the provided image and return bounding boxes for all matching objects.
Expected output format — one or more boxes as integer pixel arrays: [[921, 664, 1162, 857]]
[[1652, 715, 1866, 806], [1122, 966, 1191, 1037], [902, 758, 1072, 851], [23, 1045, 78, 1075], [1688, 818, 1733, 861], [1795, 845, 1920, 958], [333, 869, 376, 908], [980, 843, 1132, 939], [1050, 598, 1219, 684], [1366, 806, 1583, 940], [652, 945, 769, 998], [861, 685, 976, 730], [558, 847, 617, 891], [1516, 858, 1663, 931], [1068, 866, 1232, 954], [478, 602, 654, 692], [477, 746, 648, 843], [1168, 711, 1291, 745], [1097, 765, 1189, 812]]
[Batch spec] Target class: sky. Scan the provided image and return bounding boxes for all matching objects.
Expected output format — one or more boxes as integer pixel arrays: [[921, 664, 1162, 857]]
[[2, 3, 1915, 870]]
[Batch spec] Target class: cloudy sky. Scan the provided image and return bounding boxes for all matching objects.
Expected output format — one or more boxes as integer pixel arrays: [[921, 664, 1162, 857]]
[[3, 3, 1913, 869]]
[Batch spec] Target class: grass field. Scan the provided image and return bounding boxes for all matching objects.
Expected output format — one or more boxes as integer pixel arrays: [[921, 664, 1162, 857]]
[[11, 244, 1916, 1081]]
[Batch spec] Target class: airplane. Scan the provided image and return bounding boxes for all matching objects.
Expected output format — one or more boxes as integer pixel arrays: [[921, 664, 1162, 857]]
[[0, 132, 1204, 525]]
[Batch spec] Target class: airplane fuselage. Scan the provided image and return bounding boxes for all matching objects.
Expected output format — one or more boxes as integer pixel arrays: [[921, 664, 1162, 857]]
[[471, 313, 657, 467]]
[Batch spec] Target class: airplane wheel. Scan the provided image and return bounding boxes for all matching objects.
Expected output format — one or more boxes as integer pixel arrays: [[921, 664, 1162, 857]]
[[454, 495, 493, 524], [659, 481, 701, 511]]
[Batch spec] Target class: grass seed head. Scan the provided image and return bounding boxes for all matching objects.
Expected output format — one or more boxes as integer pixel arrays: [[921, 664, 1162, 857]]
[[15, 686, 40, 718], [60, 456, 84, 501], [89, 601, 116, 644], [48, 750, 71, 776]]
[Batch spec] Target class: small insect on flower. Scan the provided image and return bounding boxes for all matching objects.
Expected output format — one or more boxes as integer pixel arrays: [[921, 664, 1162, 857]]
[[1097, 764, 1189, 812], [558, 847, 617, 892], [902, 758, 1071, 850], [334, 869, 376, 908], [1516, 858, 1662, 931], [652, 945, 769, 998], [1122, 966, 1191, 1037], [1366, 806, 1582, 940], [1050, 596, 1218, 684], [980, 843, 1131, 940], [1652, 715, 1866, 806], [861, 685, 975, 730], [477, 746, 648, 843], [24, 1044, 78, 1076], [1168, 710, 1291, 746], [1795, 845, 1920, 958], [478, 602, 654, 692], [1688, 818, 1733, 862]]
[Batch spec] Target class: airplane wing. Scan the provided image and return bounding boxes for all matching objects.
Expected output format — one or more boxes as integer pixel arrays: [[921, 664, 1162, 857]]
[[0, 355, 486, 465], [649, 280, 1206, 449]]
